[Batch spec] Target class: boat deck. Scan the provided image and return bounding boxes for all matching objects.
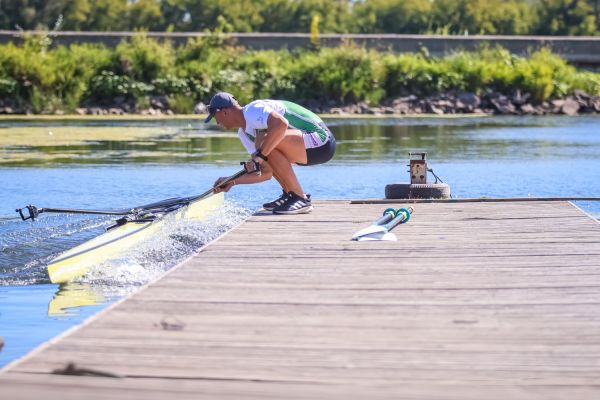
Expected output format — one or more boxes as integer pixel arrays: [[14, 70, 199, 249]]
[[2, 200, 600, 399]]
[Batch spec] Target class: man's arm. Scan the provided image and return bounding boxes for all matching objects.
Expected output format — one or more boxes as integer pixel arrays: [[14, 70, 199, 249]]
[[255, 111, 288, 157], [212, 162, 274, 193]]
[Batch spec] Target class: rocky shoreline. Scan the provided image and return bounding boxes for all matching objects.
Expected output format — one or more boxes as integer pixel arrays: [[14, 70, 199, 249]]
[[1, 91, 599, 116], [319, 90, 600, 116]]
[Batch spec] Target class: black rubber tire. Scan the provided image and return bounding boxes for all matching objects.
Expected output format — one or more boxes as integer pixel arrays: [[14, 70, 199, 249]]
[[385, 183, 451, 199]]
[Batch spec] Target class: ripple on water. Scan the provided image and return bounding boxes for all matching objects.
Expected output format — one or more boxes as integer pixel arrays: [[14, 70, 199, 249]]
[[0, 202, 251, 296]]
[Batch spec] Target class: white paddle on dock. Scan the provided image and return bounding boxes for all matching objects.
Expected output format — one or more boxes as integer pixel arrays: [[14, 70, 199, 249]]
[[352, 207, 413, 241]]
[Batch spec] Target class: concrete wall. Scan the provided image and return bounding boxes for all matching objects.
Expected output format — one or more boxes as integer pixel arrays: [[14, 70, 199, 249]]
[[2, 31, 599, 67]]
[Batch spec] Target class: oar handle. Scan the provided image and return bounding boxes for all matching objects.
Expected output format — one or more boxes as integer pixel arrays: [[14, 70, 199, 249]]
[[384, 207, 413, 232]]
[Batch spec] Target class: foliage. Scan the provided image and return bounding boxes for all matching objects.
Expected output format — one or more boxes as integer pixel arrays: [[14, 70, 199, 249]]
[[87, 71, 151, 99], [1, 36, 600, 112], [0, 78, 18, 97], [1, 0, 597, 36], [115, 34, 176, 82], [291, 45, 386, 103]]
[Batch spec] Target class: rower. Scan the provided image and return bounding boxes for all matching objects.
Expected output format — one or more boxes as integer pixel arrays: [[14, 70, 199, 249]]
[[205, 92, 336, 215]]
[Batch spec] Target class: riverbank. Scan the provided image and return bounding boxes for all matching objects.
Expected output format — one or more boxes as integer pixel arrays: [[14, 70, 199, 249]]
[[2, 91, 598, 118], [2, 37, 599, 117]]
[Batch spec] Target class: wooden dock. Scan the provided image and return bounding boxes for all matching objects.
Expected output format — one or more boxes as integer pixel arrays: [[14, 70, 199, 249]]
[[2, 200, 600, 399]]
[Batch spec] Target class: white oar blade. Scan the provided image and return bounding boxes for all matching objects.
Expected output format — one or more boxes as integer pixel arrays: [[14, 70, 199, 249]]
[[351, 224, 387, 240], [356, 232, 397, 242]]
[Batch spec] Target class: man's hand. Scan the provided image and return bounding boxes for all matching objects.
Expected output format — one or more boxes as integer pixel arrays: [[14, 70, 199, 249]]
[[244, 159, 261, 175], [213, 177, 235, 193]]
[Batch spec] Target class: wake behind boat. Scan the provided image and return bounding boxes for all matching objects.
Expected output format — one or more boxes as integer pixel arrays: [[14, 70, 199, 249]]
[[16, 168, 247, 283]]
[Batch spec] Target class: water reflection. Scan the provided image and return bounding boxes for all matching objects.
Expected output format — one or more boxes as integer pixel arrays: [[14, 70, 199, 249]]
[[47, 282, 105, 316], [1, 116, 599, 166]]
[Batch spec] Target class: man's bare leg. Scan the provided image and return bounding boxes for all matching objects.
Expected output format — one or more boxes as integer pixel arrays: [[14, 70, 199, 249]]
[[267, 149, 304, 197], [256, 129, 308, 197], [270, 167, 289, 193]]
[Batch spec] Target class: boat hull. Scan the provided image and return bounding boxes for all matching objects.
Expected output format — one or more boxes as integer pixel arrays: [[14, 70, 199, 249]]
[[47, 193, 224, 283]]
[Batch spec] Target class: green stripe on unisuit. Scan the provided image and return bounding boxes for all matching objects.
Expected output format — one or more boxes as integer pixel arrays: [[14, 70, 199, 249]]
[[281, 101, 328, 142]]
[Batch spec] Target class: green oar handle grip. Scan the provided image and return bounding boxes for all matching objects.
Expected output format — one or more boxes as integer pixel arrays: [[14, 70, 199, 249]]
[[374, 208, 396, 226], [385, 207, 414, 232], [396, 207, 413, 224]]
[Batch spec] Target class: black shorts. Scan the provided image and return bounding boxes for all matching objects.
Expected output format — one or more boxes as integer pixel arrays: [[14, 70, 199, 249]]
[[299, 136, 336, 166]]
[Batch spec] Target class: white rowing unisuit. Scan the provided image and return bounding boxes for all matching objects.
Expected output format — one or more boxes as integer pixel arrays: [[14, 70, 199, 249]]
[[238, 99, 332, 154]]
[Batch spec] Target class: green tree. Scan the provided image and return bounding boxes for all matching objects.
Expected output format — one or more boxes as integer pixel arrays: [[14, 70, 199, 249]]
[[0, 0, 45, 30], [352, 0, 433, 34], [534, 0, 598, 35], [430, 0, 534, 35]]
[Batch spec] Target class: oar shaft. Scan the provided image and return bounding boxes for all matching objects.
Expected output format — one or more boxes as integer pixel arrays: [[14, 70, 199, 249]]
[[40, 207, 133, 216], [189, 168, 247, 202], [17, 167, 248, 221], [374, 211, 395, 226]]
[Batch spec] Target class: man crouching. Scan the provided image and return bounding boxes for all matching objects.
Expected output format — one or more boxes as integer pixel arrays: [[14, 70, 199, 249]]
[[206, 92, 336, 214]]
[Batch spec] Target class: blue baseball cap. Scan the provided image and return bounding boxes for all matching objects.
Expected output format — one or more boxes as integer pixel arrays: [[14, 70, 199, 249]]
[[204, 92, 239, 123]]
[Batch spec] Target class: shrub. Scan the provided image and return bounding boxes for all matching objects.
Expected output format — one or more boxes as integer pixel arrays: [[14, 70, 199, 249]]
[[151, 75, 190, 96], [292, 45, 385, 104], [115, 34, 175, 82], [87, 71, 153, 100], [2, 37, 600, 112], [0, 77, 17, 97]]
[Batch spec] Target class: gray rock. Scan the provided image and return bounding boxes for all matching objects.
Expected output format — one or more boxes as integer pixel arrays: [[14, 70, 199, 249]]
[[393, 103, 410, 114], [573, 89, 590, 101], [426, 101, 444, 115], [193, 102, 206, 114], [457, 92, 480, 108], [511, 90, 530, 106], [560, 98, 579, 116], [329, 107, 344, 114], [365, 107, 382, 115], [109, 108, 124, 115], [435, 100, 453, 108], [490, 97, 516, 114], [430, 105, 444, 115], [551, 99, 565, 110], [519, 103, 535, 114], [357, 102, 371, 113], [393, 95, 418, 104], [75, 108, 87, 115], [150, 96, 168, 110]]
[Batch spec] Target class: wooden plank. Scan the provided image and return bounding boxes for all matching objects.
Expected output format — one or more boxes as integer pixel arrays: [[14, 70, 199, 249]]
[[1, 200, 600, 399]]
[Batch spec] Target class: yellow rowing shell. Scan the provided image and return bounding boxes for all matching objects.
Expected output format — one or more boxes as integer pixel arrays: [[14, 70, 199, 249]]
[[47, 192, 224, 283]]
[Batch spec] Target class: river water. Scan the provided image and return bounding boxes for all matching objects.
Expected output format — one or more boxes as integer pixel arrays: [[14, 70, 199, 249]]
[[1, 115, 599, 367]]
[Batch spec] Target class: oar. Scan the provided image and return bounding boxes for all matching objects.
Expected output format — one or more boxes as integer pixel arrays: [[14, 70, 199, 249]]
[[351, 207, 397, 240], [353, 207, 413, 241], [16, 167, 248, 222], [184, 168, 247, 203]]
